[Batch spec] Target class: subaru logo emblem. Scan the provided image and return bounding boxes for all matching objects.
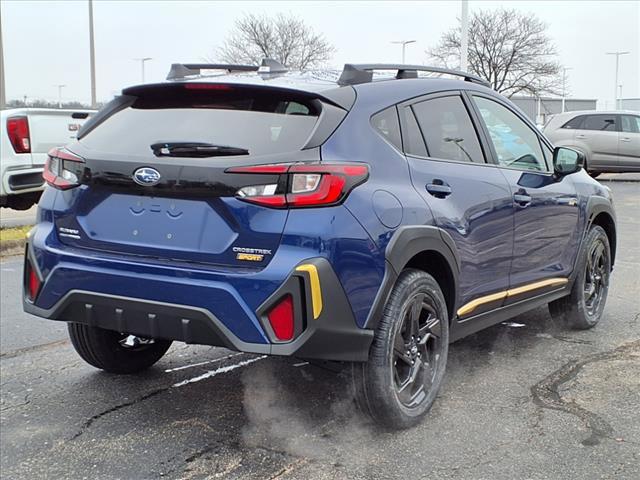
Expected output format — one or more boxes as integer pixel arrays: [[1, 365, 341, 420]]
[[133, 167, 161, 186]]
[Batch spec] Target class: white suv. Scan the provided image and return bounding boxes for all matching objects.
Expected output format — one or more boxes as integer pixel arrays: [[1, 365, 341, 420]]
[[544, 111, 640, 177]]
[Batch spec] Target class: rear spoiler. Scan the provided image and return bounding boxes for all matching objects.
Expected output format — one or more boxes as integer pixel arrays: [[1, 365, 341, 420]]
[[121, 82, 355, 111]]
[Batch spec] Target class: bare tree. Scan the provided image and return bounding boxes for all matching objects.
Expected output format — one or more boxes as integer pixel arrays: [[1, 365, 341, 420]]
[[215, 13, 335, 69], [428, 9, 561, 97]]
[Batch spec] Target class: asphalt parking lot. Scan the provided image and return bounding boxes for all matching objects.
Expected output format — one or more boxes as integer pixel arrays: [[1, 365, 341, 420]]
[[1, 177, 638, 480]]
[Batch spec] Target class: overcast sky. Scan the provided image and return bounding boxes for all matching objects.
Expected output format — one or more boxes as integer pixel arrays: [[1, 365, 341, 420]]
[[1, 0, 638, 107]]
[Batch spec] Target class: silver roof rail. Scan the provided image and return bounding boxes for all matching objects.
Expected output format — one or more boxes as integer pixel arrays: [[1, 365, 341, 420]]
[[166, 58, 288, 80], [337, 64, 491, 88]]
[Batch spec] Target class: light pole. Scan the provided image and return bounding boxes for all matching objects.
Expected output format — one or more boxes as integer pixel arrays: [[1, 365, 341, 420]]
[[0, 13, 5, 109], [54, 84, 66, 108], [618, 84, 623, 109], [460, 0, 469, 71], [391, 40, 416, 64], [561, 67, 572, 113], [606, 51, 629, 111], [88, 0, 96, 108], [134, 57, 153, 83]]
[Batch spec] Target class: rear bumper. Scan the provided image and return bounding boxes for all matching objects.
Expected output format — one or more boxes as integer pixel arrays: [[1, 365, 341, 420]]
[[23, 228, 373, 362], [1, 165, 45, 197]]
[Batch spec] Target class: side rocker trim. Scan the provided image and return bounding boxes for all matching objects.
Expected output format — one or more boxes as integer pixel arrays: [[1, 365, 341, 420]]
[[456, 277, 569, 318]]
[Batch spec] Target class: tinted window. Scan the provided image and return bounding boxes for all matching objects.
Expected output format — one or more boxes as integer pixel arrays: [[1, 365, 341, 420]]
[[372, 107, 402, 149], [581, 115, 617, 131], [80, 89, 320, 156], [403, 107, 428, 157], [473, 96, 546, 171], [621, 115, 640, 133], [562, 115, 585, 129], [411, 96, 484, 162]]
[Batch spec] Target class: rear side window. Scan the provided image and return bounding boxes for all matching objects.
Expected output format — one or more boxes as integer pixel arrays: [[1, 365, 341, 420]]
[[371, 107, 402, 150], [580, 115, 617, 131], [562, 115, 585, 129], [621, 115, 640, 133], [403, 107, 428, 157], [411, 96, 484, 163], [79, 87, 321, 157]]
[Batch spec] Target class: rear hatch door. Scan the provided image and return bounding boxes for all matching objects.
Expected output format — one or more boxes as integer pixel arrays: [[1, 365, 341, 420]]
[[53, 82, 340, 268]]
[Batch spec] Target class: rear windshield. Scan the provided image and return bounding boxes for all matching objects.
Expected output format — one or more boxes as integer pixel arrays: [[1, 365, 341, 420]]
[[79, 88, 320, 157]]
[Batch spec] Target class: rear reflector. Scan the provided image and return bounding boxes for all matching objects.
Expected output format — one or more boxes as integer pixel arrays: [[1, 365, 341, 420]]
[[267, 294, 294, 341], [26, 261, 41, 301], [7, 116, 31, 153]]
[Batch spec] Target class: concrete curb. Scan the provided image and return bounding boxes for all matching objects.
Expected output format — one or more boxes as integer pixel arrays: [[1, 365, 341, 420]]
[[0, 238, 26, 257]]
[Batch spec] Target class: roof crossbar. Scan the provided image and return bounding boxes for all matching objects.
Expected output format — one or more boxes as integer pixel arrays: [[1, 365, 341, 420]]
[[166, 58, 288, 81], [166, 63, 259, 81], [337, 64, 491, 88]]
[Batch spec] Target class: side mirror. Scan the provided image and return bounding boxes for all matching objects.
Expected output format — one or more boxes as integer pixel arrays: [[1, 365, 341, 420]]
[[553, 147, 584, 175]]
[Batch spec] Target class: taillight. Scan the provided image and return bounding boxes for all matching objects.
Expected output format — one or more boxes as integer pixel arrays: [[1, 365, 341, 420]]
[[267, 294, 294, 341], [227, 163, 369, 208], [7, 116, 31, 153], [25, 260, 41, 302], [43, 147, 85, 190]]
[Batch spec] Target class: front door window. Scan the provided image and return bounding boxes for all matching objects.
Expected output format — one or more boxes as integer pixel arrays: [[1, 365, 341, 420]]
[[473, 96, 547, 171]]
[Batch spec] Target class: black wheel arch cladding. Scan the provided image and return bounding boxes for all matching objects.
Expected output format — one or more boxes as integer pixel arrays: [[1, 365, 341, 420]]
[[365, 225, 460, 330]]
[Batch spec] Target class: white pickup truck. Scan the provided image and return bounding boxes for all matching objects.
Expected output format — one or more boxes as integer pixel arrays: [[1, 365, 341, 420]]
[[1, 108, 95, 210]]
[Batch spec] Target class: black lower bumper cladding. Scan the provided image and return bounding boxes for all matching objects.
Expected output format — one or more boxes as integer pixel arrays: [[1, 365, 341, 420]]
[[23, 252, 373, 362]]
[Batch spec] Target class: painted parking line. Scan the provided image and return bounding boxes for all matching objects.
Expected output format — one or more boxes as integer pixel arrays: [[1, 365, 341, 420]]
[[172, 355, 267, 388], [164, 352, 243, 373]]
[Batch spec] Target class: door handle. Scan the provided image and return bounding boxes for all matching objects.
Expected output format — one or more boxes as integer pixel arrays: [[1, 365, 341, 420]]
[[621, 137, 631, 142], [576, 134, 587, 139], [513, 191, 532, 207], [426, 181, 452, 198]]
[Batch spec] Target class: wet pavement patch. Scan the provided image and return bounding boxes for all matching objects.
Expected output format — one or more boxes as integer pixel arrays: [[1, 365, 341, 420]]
[[531, 340, 640, 446]]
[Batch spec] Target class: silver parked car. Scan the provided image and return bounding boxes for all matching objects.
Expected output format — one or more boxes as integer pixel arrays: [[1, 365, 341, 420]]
[[544, 111, 640, 177]]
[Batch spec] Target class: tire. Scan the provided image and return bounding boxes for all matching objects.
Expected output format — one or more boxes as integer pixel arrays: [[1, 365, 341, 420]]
[[580, 153, 599, 178], [4, 192, 41, 210], [549, 225, 611, 329], [68, 323, 172, 374], [352, 269, 449, 430]]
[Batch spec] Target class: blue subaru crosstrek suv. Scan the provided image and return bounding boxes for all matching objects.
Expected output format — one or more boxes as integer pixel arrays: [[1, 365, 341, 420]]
[[24, 61, 616, 429]]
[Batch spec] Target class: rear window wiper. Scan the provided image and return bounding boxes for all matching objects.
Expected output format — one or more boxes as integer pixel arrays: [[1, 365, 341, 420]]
[[151, 142, 249, 157]]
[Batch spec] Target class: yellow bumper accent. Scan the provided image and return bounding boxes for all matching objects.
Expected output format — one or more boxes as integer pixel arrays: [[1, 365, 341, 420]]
[[295, 264, 323, 319]]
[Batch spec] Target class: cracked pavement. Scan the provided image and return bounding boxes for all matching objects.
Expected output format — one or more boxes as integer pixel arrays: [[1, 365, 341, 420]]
[[1, 178, 639, 480]]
